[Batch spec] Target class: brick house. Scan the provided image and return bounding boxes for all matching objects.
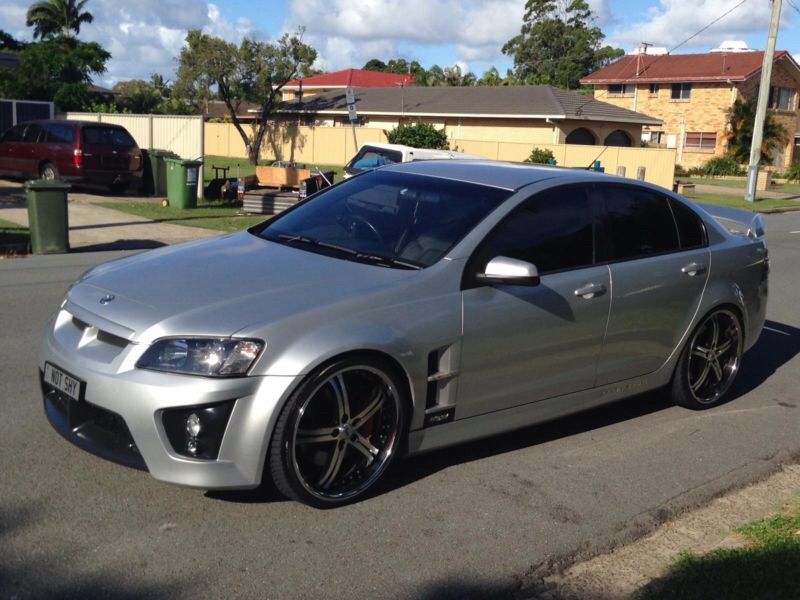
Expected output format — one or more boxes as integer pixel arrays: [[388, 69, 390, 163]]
[[580, 49, 800, 169]]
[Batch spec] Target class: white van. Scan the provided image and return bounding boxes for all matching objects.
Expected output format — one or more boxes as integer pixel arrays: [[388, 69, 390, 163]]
[[343, 142, 484, 179]]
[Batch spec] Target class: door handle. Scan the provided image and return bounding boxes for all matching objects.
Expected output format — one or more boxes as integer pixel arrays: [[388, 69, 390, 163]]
[[574, 283, 606, 299], [681, 262, 706, 276]]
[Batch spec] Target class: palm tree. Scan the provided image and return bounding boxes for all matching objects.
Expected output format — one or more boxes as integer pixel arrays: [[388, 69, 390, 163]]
[[26, 0, 93, 40], [726, 98, 789, 165]]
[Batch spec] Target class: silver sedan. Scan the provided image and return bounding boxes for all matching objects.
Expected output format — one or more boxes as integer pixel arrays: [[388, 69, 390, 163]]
[[39, 160, 769, 507]]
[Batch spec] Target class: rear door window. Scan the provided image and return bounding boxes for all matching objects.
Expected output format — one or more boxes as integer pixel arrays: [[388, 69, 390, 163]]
[[21, 124, 43, 143], [82, 126, 136, 147], [669, 198, 707, 249], [0, 125, 25, 142], [43, 124, 76, 144], [595, 185, 680, 262]]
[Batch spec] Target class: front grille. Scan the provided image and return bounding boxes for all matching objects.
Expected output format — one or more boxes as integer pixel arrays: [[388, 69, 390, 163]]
[[41, 371, 146, 471]]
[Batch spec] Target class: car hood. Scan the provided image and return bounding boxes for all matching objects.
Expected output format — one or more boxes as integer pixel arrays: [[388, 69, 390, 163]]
[[67, 231, 419, 343]]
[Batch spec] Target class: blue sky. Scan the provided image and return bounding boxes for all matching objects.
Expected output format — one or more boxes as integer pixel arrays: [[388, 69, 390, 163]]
[[1, 0, 798, 86]]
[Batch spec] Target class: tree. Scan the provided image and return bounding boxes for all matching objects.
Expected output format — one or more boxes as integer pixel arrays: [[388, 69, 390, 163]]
[[26, 0, 94, 40], [726, 99, 789, 165], [0, 37, 109, 110], [0, 29, 27, 51], [502, 0, 623, 89], [174, 29, 316, 166], [385, 122, 449, 149], [112, 79, 163, 113]]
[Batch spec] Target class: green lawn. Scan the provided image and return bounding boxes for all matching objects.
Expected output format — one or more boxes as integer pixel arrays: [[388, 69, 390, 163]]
[[689, 177, 800, 195], [637, 500, 800, 600], [203, 155, 344, 185], [97, 201, 267, 232], [682, 190, 800, 211], [0, 218, 29, 252]]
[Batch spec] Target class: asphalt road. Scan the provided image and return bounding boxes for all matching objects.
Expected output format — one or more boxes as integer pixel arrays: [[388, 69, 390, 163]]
[[1, 213, 799, 599]]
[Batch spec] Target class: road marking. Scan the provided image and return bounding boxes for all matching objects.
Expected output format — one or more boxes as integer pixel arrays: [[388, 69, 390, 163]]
[[791, 231, 800, 234]]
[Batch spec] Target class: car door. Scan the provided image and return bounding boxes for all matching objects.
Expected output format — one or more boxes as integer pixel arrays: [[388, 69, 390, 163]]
[[593, 184, 710, 386], [457, 185, 610, 420], [19, 123, 44, 177], [0, 124, 27, 175]]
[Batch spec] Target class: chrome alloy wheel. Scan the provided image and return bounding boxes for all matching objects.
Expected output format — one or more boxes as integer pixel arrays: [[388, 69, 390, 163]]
[[687, 309, 742, 405], [290, 366, 401, 502]]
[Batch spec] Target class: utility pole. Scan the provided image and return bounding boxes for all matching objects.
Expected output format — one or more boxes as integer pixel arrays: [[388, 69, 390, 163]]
[[744, 0, 782, 202]]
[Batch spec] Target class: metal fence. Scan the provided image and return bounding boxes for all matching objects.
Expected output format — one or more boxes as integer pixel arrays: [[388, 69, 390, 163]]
[[64, 113, 205, 197], [0, 99, 54, 133]]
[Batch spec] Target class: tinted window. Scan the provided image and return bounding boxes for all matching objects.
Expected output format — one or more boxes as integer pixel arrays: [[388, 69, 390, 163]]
[[479, 186, 595, 275], [82, 126, 136, 147], [597, 185, 679, 261], [0, 125, 25, 142], [22, 124, 43, 143], [44, 124, 75, 144], [669, 198, 706, 249], [258, 171, 510, 268]]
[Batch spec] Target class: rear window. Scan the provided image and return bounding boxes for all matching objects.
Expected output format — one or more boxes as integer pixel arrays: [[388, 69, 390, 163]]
[[43, 124, 75, 144], [82, 126, 136, 147], [346, 147, 403, 173]]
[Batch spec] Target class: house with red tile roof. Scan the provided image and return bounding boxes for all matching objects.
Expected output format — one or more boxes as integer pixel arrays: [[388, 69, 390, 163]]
[[281, 69, 414, 101], [580, 48, 800, 169]]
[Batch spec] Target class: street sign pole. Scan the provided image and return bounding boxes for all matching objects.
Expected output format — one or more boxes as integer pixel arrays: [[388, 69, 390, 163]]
[[744, 0, 782, 202], [346, 86, 358, 152]]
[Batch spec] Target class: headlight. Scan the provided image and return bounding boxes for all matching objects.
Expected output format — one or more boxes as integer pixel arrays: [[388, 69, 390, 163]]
[[136, 338, 264, 377]]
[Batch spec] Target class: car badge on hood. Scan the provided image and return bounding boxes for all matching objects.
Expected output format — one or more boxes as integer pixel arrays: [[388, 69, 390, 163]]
[[99, 294, 115, 305]]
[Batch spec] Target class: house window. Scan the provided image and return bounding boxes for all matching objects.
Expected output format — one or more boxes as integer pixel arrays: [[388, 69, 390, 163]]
[[769, 87, 796, 110], [649, 84, 659, 96], [671, 83, 692, 100], [684, 131, 716, 151], [643, 131, 665, 145], [608, 83, 635, 96]]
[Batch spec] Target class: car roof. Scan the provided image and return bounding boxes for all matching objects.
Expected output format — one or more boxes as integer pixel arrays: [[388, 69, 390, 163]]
[[380, 159, 614, 191], [20, 119, 125, 128]]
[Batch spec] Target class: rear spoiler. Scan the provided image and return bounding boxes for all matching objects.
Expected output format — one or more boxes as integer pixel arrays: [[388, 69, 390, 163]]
[[696, 203, 766, 239]]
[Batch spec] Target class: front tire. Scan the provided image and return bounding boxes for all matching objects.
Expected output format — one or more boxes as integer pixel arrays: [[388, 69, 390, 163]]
[[269, 356, 406, 507], [671, 308, 743, 409]]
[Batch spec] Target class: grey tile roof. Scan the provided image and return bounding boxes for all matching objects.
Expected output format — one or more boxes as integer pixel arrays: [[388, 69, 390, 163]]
[[278, 85, 661, 125]]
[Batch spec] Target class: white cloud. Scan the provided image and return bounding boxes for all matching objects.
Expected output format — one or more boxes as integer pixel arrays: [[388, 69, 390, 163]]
[[608, 0, 773, 52], [286, 0, 524, 70]]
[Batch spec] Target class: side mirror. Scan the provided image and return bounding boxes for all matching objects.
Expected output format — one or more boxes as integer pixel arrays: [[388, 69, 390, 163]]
[[477, 256, 540, 286]]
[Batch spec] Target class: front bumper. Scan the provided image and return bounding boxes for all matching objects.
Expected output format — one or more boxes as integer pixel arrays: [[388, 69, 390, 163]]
[[39, 307, 298, 489]]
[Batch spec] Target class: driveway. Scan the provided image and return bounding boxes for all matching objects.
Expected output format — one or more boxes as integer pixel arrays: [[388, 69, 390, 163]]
[[0, 214, 798, 599], [0, 179, 216, 251]]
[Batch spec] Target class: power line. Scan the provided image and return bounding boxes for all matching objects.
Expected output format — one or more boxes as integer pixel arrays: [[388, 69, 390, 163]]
[[575, 0, 749, 114], [786, 0, 800, 17]]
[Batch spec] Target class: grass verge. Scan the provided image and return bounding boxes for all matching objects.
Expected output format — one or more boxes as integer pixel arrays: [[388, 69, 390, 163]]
[[689, 177, 800, 195], [96, 201, 266, 232], [0, 218, 30, 254], [683, 190, 800, 211], [637, 500, 800, 600], [203, 155, 344, 185]]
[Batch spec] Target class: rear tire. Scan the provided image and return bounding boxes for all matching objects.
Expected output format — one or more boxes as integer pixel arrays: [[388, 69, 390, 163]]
[[40, 162, 58, 181], [269, 355, 406, 508], [671, 308, 743, 409]]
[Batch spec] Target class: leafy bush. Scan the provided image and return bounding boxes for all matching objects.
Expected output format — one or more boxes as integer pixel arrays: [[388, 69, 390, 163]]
[[700, 156, 744, 177], [786, 161, 800, 183], [385, 122, 449, 149], [525, 147, 556, 164], [674, 164, 689, 178]]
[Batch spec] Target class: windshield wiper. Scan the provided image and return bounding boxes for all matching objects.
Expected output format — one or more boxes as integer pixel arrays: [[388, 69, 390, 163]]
[[277, 234, 422, 270], [276, 234, 358, 256], [354, 252, 422, 271]]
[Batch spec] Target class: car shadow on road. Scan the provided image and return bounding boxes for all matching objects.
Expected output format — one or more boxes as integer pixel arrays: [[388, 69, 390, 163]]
[[211, 319, 800, 505]]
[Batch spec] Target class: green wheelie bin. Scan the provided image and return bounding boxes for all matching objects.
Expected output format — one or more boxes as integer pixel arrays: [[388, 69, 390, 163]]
[[141, 149, 180, 197], [165, 157, 202, 209], [25, 179, 71, 254]]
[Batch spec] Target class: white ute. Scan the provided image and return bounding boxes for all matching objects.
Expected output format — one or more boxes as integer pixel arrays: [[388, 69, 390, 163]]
[[343, 142, 484, 178]]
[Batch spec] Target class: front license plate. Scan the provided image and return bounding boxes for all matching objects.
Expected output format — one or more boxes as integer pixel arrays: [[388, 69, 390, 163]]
[[44, 362, 84, 402]]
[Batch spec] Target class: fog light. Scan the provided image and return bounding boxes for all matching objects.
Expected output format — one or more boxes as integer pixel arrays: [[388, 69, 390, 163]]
[[187, 437, 198, 455], [186, 413, 201, 437]]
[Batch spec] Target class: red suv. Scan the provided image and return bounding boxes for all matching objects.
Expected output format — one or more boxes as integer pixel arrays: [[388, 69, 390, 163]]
[[0, 120, 143, 193]]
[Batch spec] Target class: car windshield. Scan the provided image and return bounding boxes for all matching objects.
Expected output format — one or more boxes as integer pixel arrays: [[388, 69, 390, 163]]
[[345, 147, 403, 174], [257, 171, 511, 269]]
